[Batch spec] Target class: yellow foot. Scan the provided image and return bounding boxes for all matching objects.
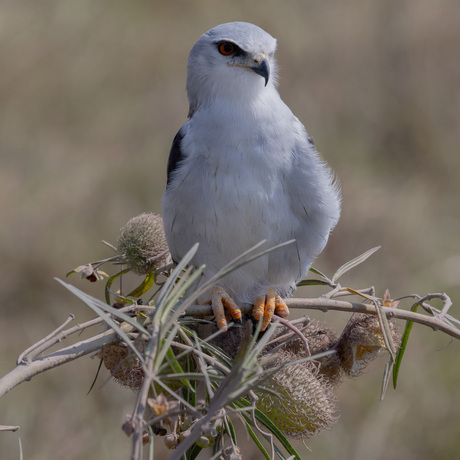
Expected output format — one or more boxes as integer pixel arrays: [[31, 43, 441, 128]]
[[211, 286, 242, 332], [252, 288, 290, 331]]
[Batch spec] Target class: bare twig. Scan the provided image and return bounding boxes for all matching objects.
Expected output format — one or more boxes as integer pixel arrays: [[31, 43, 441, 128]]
[[17, 314, 76, 364], [0, 425, 20, 432], [184, 296, 460, 340], [266, 316, 311, 356], [0, 329, 118, 398], [16, 305, 140, 366], [265, 316, 311, 349]]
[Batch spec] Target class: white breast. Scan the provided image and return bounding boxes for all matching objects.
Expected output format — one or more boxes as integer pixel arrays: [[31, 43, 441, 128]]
[[162, 90, 340, 305]]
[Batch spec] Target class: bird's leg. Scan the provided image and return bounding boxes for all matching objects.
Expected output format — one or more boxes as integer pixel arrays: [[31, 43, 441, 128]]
[[253, 288, 290, 331], [211, 285, 242, 332]]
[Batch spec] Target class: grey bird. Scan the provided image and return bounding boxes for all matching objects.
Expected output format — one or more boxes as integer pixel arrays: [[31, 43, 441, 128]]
[[162, 22, 341, 331]]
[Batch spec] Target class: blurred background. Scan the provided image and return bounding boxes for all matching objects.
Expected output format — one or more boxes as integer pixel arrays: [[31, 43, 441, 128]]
[[1, 1, 459, 459]]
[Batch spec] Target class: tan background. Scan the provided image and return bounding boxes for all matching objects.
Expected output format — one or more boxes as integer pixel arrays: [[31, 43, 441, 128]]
[[1, 1, 459, 459]]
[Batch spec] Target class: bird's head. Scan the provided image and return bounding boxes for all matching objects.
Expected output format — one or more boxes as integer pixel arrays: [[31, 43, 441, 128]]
[[186, 22, 278, 116]]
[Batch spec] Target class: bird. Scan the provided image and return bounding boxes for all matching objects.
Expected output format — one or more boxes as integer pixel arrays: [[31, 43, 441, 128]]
[[162, 22, 341, 332]]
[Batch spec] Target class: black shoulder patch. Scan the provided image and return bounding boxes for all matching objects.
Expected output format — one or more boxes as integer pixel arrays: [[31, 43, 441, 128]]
[[166, 129, 185, 187]]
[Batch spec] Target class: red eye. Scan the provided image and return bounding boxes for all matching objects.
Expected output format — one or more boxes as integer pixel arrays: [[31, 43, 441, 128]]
[[218, 42, 236, 56]]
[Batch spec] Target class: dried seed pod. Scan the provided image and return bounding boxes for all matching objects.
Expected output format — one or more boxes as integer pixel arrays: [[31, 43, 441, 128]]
[[164, 433, 179, 449], [265, 318, 343, 385], [98, 341, 188, 395], [72, 264, 108, 282], [337, 313, 401, 376], [98, 344, 144, 390], [256, 351, 339, 439], [117, 213, 170, 274], [221, 446, 242, 460]]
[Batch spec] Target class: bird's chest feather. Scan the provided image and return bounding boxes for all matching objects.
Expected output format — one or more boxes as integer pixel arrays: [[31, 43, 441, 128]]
[[181, 129, 294, 237], [164, 100, 313, 264]]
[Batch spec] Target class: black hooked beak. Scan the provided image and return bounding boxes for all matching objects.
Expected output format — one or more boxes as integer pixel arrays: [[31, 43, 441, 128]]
[[250, 57, 270, 87]]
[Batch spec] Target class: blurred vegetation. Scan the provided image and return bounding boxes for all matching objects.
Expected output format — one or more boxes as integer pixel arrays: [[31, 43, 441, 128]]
[[1, 1, 459, 459]]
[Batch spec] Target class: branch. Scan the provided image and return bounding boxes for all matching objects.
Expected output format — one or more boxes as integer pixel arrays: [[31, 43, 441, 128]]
[[17, 314, 76, 365], [184, 297, 460, 340], [17, 304, 140, 365], [1, 295, 457, 403], [0, 329, 118, 398], [0, 425, 20, 432]]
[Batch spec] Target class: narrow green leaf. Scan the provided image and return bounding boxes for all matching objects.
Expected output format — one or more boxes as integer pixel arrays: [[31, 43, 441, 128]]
[[245, 321, 282, 369], [104, 268, 131, 304], [296, 279, 332, 287], [343, 287, 380, 302], [147, 425, 154, 460], [393, 304, 418, 388], [154, 325, 193, 391], [154, 243, 199, 314], [212, 240, 296, 284], [332, 246, 381, 284], [18, 438, 23, 460], [164, 346, 194, 391], [191, 331, 215, 397], [56, 279, 151, 363], [158, 372, 224, 382], [179, 325, 234, 369], [160, 265, 205, 329], [86, 358, 103, 396], [226, 415, 237, 445], [244, 420, 272, 460], [188, 444, 202, 460], [127, 272, 156, 298], [309, 266, 328, 278], [182, 363, 196, 407], [185, 240, 296, 313], [57, 279, 150, 336], [271, 440, 289, 460], [154, 325, 180, 369], [234, 399, 301, 460]]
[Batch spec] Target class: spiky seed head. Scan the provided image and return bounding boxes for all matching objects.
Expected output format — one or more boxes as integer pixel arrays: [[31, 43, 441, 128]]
[[264, 318, 343, 385], [300, 319, 342, 385], [337, 313, 402, 376], [98, 342, 187, 394], [256, 351, 339, 439], [117, 213, 170, 275]]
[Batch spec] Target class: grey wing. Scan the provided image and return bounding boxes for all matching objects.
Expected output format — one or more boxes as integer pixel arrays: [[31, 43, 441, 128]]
[[164, 125, 191, 264], [166, 128, 186, 187]]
